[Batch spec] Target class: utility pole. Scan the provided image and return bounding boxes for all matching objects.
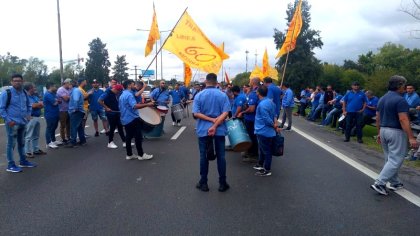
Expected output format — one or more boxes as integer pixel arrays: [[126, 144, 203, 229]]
[[134, 65, 138, 80], [56, 0, 64, 83], [254, 50, 258, 66], [245, 50, 249, 72]]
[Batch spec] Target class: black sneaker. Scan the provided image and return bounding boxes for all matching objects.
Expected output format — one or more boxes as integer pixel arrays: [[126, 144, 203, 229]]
[[370, 183, 389, 195], [95, 131, 99, 137], [218, 183, 230, 192], [357, 139, 363, 144], [388, 183, 404, 191], [77, 141, 87, 146], [255, 169, 272, 176], [26, 153, 34, 158], [344, 139, 350, 142], [33, 149, 47, 155], [196, 182, 209, 192], [253, 164, 264, 171]]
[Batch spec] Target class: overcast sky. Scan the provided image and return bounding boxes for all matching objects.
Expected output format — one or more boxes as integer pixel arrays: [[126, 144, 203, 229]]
[[1, 0, 418, 82]]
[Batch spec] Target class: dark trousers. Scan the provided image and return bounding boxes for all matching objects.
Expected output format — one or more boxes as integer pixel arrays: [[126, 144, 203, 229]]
[[244, 119, 258, 156], [299, 103, 308, 116], [45, 117, 59, 144], [198, 136, 226, 184], [106, 113, 126, 143], [257, 135, 274, 171], [345, 112, 363, 140], [171, 112, 181, 123], [124, 118, 144, 157]]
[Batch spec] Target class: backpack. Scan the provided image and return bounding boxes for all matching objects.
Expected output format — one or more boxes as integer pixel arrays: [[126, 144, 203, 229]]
[[5, 89, 29, 109]]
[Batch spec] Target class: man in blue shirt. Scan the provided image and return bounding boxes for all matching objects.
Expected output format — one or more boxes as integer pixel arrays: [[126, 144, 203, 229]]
[[342, 81, 367, 143], [280, 83, 294, 130], [231, 85, 247, 118], [151, 80, 170, 130], [192, 73, 231, 192], [263, 77, 281, 118], [253, 86, 281, 177], [169, 83, 185, 126], [320, 91, 343, 127], [361, 90, 379, 129], [0, 74, 37, 172], [24, 82, 46, 158], [371, 75, 418, 195], [119, 80, 154, 161], [298, 87, 311, 116], [403, 84, 420, 121], [66, 78, 87, 148], [89, 79, 109, 137], [238, 78, 261, 161], [44, 82, 61, 149]]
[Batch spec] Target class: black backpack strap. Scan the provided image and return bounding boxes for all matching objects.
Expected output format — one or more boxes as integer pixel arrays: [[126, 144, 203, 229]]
[[5, 89, 11, 109]]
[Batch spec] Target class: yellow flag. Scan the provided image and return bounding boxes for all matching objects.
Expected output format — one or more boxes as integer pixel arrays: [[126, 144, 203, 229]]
[[276, 0, 303, 58], [268, 65, 279, 80], [145, 4, 161, 57], [163, 11, 229, 73], [249, 65, 264, 80], [262, 48, 269, 77], [184, 63, 192, 87]]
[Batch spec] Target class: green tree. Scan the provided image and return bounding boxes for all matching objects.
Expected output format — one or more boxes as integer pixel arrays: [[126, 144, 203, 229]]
[[232, 72, 251, 87], [274, 0, 323, 91], [357, 51, 376, 75], [0, 53, 27, 87], [112, 55, 129, 83], [341, 69, 366, 91], [85, 38, 111, 85], [319, 64, 344, 91], [24, 57, 48, 85], [373, 43, 409, 71]]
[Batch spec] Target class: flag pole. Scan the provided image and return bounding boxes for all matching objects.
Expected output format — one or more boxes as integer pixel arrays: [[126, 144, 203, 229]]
[[141, 7, 188, 77]]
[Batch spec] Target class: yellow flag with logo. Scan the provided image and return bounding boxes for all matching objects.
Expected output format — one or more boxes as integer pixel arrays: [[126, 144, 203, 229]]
[[276, 0, 303, 58], [163, 11, 229, 73], [249, 65, 264, 80], [184, 63, 192, 87], [145, 4, 161, 57]]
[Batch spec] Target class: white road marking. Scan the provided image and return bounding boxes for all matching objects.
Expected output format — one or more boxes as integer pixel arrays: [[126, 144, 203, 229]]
[[293, 127, 420, 208], [171, 126, 186, 140], [0, 124, 4, 126]]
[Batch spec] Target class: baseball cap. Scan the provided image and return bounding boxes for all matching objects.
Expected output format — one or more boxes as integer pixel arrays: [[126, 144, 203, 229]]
[[92, 79, 98, 83], [113, 84, 124, 91], [77, 78, 86, 84], [64, 78, 72, 83]]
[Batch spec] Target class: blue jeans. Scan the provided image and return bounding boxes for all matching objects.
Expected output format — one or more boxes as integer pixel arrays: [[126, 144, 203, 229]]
[[257, 135, 274, 171], [45, 117, 59, 144], [198, 136, 226, 184], [25, 117, 41, 153], [5, 124, 27, 167], [69, 111, 86, 145], [321, 108, 341, 126], [376, 128, 407, 185]]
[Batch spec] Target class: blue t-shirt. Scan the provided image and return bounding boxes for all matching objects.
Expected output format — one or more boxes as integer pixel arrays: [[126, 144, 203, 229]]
[[98, 89, 120, 114], [267, 84, 281, 117], [232, 93, 247, 118], [118, 90, 139, 125], [0, 87, 31, 125], [282, 88, 294, 108], [333, 94, 343, 109], [343, 90, 367, 112], [169, 89, 185, 105], [377, 91, 409, 130], [364, 96, 379, 117], [68, 88, 85, 113], [192, 87, 231, 137], [244, 87, 259, 121], [43, 91, 59, 119], [404, 92, 420, 108], [29, 95, 41, 117], [89, 89, 104, 112], [254, 97, 276, 137], [151, 88, 170, 106], [300, 89, 311, 104]]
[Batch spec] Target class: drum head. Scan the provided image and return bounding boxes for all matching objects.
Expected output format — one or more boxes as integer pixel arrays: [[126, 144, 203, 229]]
[[139, 107, 161, 125], [157, 105, 168, 111]]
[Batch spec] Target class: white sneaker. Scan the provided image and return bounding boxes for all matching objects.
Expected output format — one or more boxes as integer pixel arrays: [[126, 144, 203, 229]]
[[126, 155, 137, 160], [47, 142, 58, 149], [122, 142, 134, 148], [100, 129, 106, 134], [138, 153, 153, 160], [114, 130, 118, 133], [172, 122, 175, 126], [107, 141, 118, 149], [177, 122, 181, 127], [53, 140, 63, 146]]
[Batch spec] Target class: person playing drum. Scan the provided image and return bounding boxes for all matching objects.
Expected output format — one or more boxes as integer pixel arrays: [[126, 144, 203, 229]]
[[150, 80, 170, 120], [169, 83, 186, 126]]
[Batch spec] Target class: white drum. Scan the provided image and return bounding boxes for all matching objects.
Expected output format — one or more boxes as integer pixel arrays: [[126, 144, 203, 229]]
[[139, 107, 161, 132]]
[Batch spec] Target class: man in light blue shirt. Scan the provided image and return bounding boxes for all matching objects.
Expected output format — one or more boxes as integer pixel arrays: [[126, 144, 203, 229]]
[[264, 77, 282, 118], [66, 78, 87, 148], [119, 80, 155, 161], [280, 83, 294, 131], [0, 74, 37, 172], [253, 85, 280, 176], [193, 73, 231, 192]]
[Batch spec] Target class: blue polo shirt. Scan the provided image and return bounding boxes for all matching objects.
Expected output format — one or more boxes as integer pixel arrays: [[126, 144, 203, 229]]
[[192, 87, 231, 137], [89, 88, 104, 111], [282, 88, 294, 108], [151, 88, 170, 106], [43, 91, 59, 119], [267, 84, 281, 117], [333, 94, 343, 109], [254, 97, 276, 137], [300, 89, 311, 104], [232, 93, 247, 118], [29, 95, 41, 117], [180, 86, 190, 99], [0, 87, 31, 125], [98, 89, 120, 115], [343, 90, 367, 112], [169, 89, 185, 105], [244, 87, 259, 121], [119, 90, 139, 125], [68, 87, 85, 113], [404, 92, 420, 108], [377, 91, 409, 129], [364, 96, 379, 117]]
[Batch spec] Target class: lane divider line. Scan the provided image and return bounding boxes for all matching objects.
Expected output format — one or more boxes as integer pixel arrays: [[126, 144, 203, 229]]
[[293, 127, 420, 208], [171, 126, 186, 140]]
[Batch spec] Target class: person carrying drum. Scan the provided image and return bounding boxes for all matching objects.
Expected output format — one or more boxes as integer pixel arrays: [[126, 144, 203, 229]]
[[119, 80, 154, 161], [150, 80, 170, 124], [169, 83, 186, 126], [192, 73, 231, 192]]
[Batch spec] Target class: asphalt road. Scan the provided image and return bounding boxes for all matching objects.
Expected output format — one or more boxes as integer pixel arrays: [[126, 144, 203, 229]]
[[0, 113, 419, 235]]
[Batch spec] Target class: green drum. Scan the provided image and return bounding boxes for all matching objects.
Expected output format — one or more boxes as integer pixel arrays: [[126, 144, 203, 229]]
[[226, 119, 252, 152]]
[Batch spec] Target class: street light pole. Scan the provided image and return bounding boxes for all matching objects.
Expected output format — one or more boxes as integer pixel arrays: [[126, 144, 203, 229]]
[[245, 50, 249, 72], [56, 0, 64, 83]]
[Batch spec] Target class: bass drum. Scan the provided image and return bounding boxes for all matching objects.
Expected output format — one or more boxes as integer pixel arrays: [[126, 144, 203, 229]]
[[226, 119, 252, 152], [139, 107, 161, 132], [171, 103, 184, 121]]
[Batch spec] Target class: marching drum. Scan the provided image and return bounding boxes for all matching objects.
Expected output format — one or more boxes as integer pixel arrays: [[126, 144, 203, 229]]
[[171, 103, 184, 121], [139, 107, 161, 132], [156, 105, 169, 114], [226, 119, 252, 152]]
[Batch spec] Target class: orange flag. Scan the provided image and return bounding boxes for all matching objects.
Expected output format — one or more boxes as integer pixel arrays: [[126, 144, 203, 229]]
[[163, 11, 229, 73], [276, 0, 303, 58], [262, 48, 269, 77], [184, 63, 192, 87], [145, 4, 161, 57]]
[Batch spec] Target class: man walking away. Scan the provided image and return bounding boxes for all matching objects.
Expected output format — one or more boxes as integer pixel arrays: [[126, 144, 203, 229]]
[[280, 83, 294, 131], [43, 82, 61, 149]]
